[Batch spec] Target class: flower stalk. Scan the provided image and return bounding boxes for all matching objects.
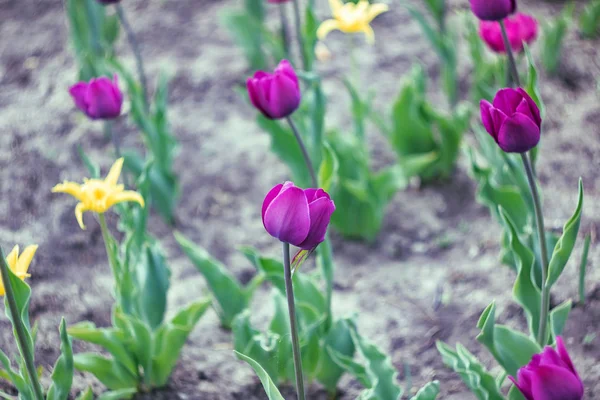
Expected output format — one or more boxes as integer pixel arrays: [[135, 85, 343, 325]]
[[98, 213, 119, 282], [292, 0, 308, 71], [116, 4, 149, 112], [286, 116, 317, 187], [282, 242, 306, 400], [279, 3, 291, 59], [0, 248, 44, 400], [500, 24, 550, 345]]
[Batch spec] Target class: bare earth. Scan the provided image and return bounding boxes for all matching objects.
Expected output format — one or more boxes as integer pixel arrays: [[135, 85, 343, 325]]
[[0, 0, 599, 398]]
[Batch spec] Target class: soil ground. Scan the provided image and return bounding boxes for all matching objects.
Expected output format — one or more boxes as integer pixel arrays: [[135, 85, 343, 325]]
[[0, 0, 599, 398]]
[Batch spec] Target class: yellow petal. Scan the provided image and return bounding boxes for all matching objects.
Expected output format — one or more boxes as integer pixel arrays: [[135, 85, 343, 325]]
[[367, 3, 389, 22], [106, 190, 145, 209], [328, 0, 344, 14], [5, 245, 19, 271], [362, 24, 375, 44], [317, 19, 341, 40], [75, 202, 88, 230], [105, 158, 124, 187], [15, 245, 38, 275], [52, 181, 84, 201], [0, 284, 5, 297], [355, 1, 370, 16]]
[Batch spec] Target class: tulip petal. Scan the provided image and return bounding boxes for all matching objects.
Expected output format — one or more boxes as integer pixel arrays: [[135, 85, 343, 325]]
[[517, 88, 542, 127], [362, 25, 375, 44], [480, 100, 495, 136], [106, 190, 145, 209], [493, 87, 524, 115], [15, 245, 37, 276], [497, 113, 540, 153], [539, 345, 564, 368], [75, 202, 88, 230], [510, 368, 535, 400], [366, 3, 389, 21], [531, 365, 584, 400], [5, 246, 19, 271], [317, 19, 341, 40], [269, 73, 301, 119], [263, 186, 310, 246], [52, 181, 84, 202], [262, 183, 284, 222], [69, 82, 90, 113], [556, 337, 579, 376], [328, 0, 344, 15], [105, 158, 124, 187], [297, 197, 335, 250]]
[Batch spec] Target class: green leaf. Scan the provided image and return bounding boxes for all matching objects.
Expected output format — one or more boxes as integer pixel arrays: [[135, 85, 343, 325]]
[[546, 179, 583, 288], [234, 351, 285, 400], [347, 320, 403, 400], [232, 310, 281, 383], [73, 353, 138, 390], [327, 346, 371, 388], [476, 303, 541, 377], [97, 389, 137, 400], [523, 44, 545, 119], [113, 310, 152, 379], [0, 349, 30, 397], [175, 232, 249, 329], [318, 141, 339, 192], [75, 387, 94, 400], [47, 319, 74, 400], [102, 14, 120, 45], [220, 11, 268, 70], [437, 341, 504, 400], [579, 0, 600, 38], [135, 244, 170, 330], [67, 322, 137, 377], [150, 299, 211, 386], [550, 300, 571, 339], [540, 3, 574, 74], [501, 208, 542, 339], [410, 381, 440, 400]]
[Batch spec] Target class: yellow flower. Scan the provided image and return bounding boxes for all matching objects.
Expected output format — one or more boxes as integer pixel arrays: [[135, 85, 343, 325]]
[[52, 158, 145, 230], [1, 245, 37, 296], [317, 0, 389, 44]]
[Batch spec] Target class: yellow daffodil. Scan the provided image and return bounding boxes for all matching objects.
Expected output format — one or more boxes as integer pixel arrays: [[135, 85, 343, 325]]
[[317, 0, 389, 44], [1, 245, 37, 296], [52, 158, 144, 230]]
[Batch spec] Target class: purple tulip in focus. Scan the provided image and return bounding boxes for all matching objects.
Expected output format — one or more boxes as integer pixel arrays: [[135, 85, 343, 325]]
[[262, 182, 335, 250], [247, 60, 301, 120], [470, 0, 516, 21], [480, 13, 538, 53], [69, 75, 123, 120], [480, 87, 541, 153], [510, 336, 583, 400]]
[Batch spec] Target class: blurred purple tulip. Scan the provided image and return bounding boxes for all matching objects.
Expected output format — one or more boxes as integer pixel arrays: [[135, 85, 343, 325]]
[[268, 0, 291, 3], [480, 13, 538, 53], [480, 87, 541, 153], [470, 0, 516, 21], [97, 0, 121, 3], [247, 60, 301, 120], [510, 336, 583, 400], [69, 75, 123, 120], [262, 182, 335, 250]]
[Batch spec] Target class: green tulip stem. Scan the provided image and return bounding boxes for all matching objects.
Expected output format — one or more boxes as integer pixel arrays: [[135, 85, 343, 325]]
[[279, 3, 291, 59], [104, 121, 131, 188], [521, 153, 550, 346], [84, 0, 102, 57], [98, 213, 120, 286], [0, 249, 45, 400], [578, 233, 591, 304], [292, 0, 309, 71], [286, 117, 318, 187], [499, 20, 521, 87], [116, 4, 149, 112], [282, 242, 306, 400]]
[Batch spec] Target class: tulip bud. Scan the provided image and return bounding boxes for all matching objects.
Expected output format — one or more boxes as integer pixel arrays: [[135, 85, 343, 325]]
[[510, 336, 584, 400], [480, 13, 538, 53], [69, 75, 123, 120], [470, 0, 516, 21], [262, 182, 335, 250], [247, 60, 301, 120], [480, 87, 541, 153]]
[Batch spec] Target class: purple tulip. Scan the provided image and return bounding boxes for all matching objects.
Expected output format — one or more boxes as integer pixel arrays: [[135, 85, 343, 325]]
[[69, 75, 123, 120], [470, 0, 516, 21], [480, 87, 541, 153], [262, 182, 335, 250], [268, 0, 291, 3], [247, 60, 301, 120], [97, 0, 120, 3], [480, 13, 538, 54], [510, 336, 583, 400]]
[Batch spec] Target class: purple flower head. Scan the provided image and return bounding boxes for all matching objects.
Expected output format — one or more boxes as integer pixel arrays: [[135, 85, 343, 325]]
[[262, 182, 335, 250], [69, 75, 123, 120], [480, 13, 538, 53], [470, 0, 516, 21], [480, 87, 541, 153], [247, 60, 301, 120], [510, 336, 583, 400]]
